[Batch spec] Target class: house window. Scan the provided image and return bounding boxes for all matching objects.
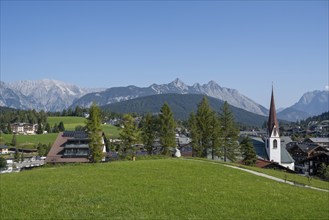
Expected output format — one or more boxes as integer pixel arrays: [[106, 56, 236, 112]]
[[273, 140, 277, 149]]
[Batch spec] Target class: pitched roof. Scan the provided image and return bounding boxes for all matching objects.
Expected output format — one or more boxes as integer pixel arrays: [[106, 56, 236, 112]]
[[281, 145, 294, 163], [267, 87, 279, 135], [306, 138, 329, 143], [249, 137, 268, 160]]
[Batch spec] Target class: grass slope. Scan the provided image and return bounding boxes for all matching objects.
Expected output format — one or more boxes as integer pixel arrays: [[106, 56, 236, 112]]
[[1, 159, 328, 219], [48, 116, 119, 138], [47, 116, 87, 130], [0, 133, 58, 149]]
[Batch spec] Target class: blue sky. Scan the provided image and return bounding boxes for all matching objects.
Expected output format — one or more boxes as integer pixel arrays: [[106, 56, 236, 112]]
[[1, 1, 328, 108]]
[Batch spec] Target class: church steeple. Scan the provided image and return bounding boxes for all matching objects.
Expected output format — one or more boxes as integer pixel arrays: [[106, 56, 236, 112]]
[[267, 86, 279, 136]]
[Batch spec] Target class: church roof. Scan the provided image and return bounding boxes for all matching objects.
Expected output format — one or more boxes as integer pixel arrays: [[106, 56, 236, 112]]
[[249, 136, 294, 164], [281, 145, 295, 163], [268, 87, 279, 135]]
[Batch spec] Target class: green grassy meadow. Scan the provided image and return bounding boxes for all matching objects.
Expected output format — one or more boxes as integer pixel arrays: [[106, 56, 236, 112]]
[[48, 116, 120, 138], [1, 159, 328, 219], [47, 116, 87, 130], [0, 133, 58, 149], [0, 117, 120, 148]]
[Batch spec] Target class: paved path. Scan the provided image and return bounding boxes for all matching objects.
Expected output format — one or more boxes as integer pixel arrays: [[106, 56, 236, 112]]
[[183, 158, 329, 193]]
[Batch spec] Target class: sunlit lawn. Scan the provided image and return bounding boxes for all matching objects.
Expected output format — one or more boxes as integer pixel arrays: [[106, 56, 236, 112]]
[[1, 159, 328, 219]]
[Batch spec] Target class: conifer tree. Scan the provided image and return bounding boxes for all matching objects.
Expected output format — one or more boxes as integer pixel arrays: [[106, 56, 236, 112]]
[[141, 113, 157, 155], [210, 111, 222, 160], [219, 101, 239, 162], [58, 121, 65, 132], [119, 114, 140, 157], [45, 123, 51, 133], [37, 121, 43, 134], [159, 103, 176, 155], [188, 112, 201, 157], [240, 137, 257, 166], [11, 134, 17, 147], [86, 103, 104, 163], [188, 97, 214, 157]]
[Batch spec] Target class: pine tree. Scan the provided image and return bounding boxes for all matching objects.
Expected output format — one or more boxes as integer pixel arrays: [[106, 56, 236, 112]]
[[45, 123, 51, 133], [141, 113, 157, 155], [58, 121, 65, 132], [159, 103, 176, 155], [86, 103, 104, 163], [188, 97, 214, 157], [37, 121, 43, 134], [0, 157, 7, 170], [240, 137, 257, 166], [219, 101, 239, 162], [210, 111, 222, 160], [11, 134, 17, 147], [188, 112, 201, 157], [119, 114, 140, 157]]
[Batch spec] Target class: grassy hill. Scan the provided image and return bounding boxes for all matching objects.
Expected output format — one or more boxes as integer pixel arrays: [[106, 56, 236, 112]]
[[48, 116, 120, 138], [0, 117, 119, 148], [101, 93, 268, 127], [0, 133, 58, 149], [1, 159, 328, 219]]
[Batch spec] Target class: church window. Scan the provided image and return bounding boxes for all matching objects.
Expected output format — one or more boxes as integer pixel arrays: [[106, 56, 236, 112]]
[[273, 139, 277, 149]]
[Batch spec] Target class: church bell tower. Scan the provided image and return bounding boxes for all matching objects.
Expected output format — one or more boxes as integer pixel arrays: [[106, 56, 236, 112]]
[[265, 87, 281, 164]]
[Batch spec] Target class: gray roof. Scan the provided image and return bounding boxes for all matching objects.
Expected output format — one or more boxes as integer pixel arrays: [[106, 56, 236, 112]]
[[249, 136, 294, 163], [280, 136, 293, 144], [281, 145, 294, 163], [307, 138, 329, 143], [250, 137, 268, 160]]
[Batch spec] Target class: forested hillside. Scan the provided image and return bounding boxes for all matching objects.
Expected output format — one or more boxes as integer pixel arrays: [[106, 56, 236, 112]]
[[101, 94, 268, 127]]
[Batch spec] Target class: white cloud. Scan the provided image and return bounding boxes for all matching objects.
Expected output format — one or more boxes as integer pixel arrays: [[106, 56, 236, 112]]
[[325, 85, 329, 91]]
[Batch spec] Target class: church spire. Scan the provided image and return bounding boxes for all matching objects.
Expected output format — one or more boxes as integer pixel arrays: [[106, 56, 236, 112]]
[[268, 86, 279, 136]]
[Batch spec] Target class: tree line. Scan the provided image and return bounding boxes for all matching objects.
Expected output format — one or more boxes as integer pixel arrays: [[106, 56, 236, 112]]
[[103, 97, 256, 165]]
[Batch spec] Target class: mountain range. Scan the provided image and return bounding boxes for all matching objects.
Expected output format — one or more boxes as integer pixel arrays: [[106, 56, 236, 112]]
[[70, 78, 268, 116], [0, 79, 327, 122], [0, 79, 103, 112]]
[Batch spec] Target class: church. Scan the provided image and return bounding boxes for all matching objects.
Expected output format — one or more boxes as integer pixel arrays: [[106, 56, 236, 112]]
[[249, 87, 295, 171]]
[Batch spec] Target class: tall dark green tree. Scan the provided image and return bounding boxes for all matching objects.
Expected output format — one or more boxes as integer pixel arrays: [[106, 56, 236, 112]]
[[140, 113, 157, 155], [45, 123, 51, 133], [36, 121, 43, 134], [188, 97, 214, 157], [240, 137, 257, 166], [11, 134, 17, 147], [219, 101, 239, 162], [86, 103, 104, 163], [0, 157, 7, 170], [159, 103, 176, 155], [209, 111, 222, 160], [119, 114, 140, 157], [58, 121, 65, 132], [188, 112, 201, 157]]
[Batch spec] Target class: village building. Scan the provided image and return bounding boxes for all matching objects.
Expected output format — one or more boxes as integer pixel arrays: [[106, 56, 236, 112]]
[[10, 123, 38, 135], [0, 146, 9, 154], [45, 131, 106, 163], [303, 137, 329, 149]]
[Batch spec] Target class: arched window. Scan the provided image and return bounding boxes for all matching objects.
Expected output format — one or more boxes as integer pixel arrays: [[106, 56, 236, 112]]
[[273, 139, 278, 149]]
